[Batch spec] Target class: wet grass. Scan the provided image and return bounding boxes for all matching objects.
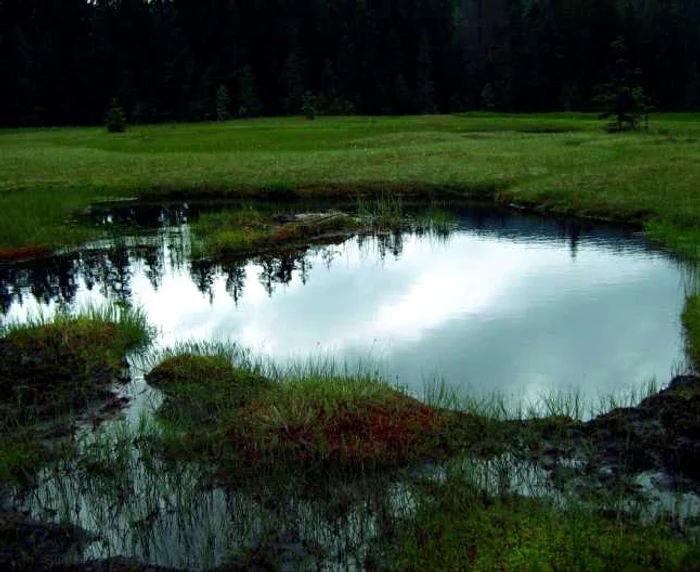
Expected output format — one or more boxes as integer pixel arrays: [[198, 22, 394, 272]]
[[0, 304, 152, 483], [142, 345, 467, 475], [370, 464, 700, 571]]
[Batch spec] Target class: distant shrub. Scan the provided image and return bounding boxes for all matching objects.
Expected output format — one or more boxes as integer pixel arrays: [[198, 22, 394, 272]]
[[301, 91, 317, 120], [216, 85, 230, 121], [105, 98, 127, 133]]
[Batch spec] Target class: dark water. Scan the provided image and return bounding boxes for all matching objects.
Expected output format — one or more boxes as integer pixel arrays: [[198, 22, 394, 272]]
[[0, 204, 689, 402]]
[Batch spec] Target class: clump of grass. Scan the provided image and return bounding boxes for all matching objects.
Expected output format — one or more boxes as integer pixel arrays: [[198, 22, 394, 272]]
[[357, 194, 455, 235], [192, 205, 360, 257], [146, 352, 272, 427], [682, 294, 700, 371], [0, 303, 152, 418], [144, 346, 462, 473]]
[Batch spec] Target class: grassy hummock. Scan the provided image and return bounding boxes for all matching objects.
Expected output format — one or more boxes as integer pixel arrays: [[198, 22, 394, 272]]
[[191, 205, 360, 257], [145, 347, 464, 473], [0, 304, 152, 482], [190, 199, 453, 258]]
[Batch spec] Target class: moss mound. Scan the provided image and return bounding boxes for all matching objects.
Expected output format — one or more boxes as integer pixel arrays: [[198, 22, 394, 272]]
[[145, 353, 272, 426], [0, 317, 147, 419], [227, 390, 449, 468]]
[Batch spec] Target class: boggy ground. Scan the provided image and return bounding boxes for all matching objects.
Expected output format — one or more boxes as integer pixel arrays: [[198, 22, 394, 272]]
[[0, 308, 153, 571], [0, 305, 151, 491], [138, 347, 700, 570], [3, 334, 700, 569]]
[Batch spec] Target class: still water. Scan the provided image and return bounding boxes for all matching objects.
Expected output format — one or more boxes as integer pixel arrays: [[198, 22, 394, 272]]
[[0, 204, 689, 402]]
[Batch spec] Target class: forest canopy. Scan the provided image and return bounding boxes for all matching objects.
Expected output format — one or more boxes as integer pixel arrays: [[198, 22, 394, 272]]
[[1, 0, 698, 126]]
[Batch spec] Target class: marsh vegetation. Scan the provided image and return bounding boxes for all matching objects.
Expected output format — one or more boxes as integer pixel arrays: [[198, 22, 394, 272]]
[[2, 115, 700, 569]]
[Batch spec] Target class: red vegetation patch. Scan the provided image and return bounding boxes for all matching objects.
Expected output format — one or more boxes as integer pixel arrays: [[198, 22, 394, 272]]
[[0, 244, 51, 263], [226, 391, 448, 467], [270, 226, 298, 243]]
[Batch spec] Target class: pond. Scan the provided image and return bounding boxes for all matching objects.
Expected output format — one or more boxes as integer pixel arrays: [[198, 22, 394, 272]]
[[0, 202, 688, 405]]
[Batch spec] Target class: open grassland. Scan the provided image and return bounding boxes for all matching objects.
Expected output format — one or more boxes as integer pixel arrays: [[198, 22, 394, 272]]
[[1, 112, 700, 251]]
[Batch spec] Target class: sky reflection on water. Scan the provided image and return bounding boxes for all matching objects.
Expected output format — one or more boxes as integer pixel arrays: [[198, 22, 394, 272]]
[[0, 207, 688, 403]]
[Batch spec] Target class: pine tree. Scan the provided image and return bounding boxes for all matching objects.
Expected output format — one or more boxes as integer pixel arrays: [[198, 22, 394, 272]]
[[281, 52, 304, 115], [105, 98, 127, 133], [594, 37, 653, 131], [301, 91, 317, 120], [216, 85, 230, 121], [481, 83, 497, 111], [237, 66, 261, 118], [415, 34, 437, 114]]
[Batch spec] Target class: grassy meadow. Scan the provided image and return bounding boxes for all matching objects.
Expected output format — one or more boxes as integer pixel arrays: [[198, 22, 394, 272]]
[[0, 112, 699, 250]]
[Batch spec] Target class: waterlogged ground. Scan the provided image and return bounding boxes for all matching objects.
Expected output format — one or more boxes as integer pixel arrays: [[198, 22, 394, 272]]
[[0, 203, 688, 403], [2, 203, 699, 570]]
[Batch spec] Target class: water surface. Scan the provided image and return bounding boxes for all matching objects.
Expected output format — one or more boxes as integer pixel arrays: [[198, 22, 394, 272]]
[[0, 204, 688, 403]]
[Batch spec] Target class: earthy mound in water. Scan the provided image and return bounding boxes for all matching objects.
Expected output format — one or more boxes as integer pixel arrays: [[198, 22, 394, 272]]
[[584, 374, 700, 483], [146, 352, 455, 471], [228, 390, 448, 468], [0, 311, 150, 419], [146, 353, 272, 426]]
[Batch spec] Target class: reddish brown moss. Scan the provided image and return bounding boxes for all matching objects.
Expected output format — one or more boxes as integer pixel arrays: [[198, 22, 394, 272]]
[[226, 391, 449, 467], [0, 244, 51, 263]]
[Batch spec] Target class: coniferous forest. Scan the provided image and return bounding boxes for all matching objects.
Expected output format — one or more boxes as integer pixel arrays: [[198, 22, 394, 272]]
[[2, 0, 699, 127]]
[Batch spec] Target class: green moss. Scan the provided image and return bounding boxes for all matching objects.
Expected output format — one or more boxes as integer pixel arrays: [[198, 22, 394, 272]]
[[682, 294, 700, 371], [373, 473, 700, 571], [0, 305, 151, 418]]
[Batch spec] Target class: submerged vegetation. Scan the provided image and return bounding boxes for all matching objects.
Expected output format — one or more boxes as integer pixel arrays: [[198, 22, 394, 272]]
[[376, 467, 700, 571]]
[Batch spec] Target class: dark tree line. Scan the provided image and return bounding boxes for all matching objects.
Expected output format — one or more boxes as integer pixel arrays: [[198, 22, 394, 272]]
[[2, 0, 700, 127]]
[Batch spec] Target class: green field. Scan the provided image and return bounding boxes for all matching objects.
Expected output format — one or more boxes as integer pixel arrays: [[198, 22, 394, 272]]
[[1, 112, 699, 254]]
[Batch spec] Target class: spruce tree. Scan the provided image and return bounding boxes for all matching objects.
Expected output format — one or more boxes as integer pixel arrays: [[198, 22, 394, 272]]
[[415, 34, 437, 114], [301, 91, 317, 120], [281, 52, 304, 115], [105, 98, 127, 133], [594, 38, 652, 131], [237, 66, 261, 118], [216, 85, 230, 121]]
